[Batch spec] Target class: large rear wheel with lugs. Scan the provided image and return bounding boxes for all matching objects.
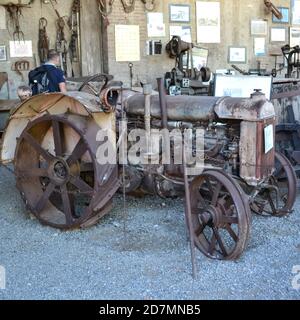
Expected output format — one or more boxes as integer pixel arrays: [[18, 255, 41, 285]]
[[14, 114, 119, 230]]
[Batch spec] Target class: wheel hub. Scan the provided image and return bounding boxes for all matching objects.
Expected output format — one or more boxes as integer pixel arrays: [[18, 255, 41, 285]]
[[54, 161, 68, 179], [49, 159, 70, 184], [200, 205, 225, 228]]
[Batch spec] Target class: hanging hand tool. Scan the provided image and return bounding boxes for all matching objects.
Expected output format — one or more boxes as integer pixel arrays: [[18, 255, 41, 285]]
[[97, 0, 115, 27], [264, 0, 283, 20], [128, 62, 134, 89], [3, 3, 29, 42], [68, 0, 81, 77], [97, 0, 157, 27], [12, 60, 30, 81], [38, 17, 49, 64]]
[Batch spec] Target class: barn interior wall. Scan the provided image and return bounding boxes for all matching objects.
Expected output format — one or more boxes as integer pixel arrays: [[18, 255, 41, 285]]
[[0, 0, 293, 98]]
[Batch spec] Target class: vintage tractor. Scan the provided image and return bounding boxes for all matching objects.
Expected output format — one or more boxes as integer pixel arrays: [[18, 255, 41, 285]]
[[0, 74, 297, 261]]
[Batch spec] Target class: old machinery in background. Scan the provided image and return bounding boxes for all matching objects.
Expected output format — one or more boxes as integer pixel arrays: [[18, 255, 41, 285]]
[[281, 45, 300, 79], [165, 36, 211, 96], [272, 79, 300, 176]]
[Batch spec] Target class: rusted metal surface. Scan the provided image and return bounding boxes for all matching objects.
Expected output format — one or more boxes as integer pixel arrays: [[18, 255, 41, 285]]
[[190, 170, 251, 260], [157, 78, 168, 130], [251, 152, 297, 217], [126, 94, 275, 122], [214, 95, 276, 121], [272, 79, 300, 123], [239, 119, 276, 186], [14, 113, 119, 230], [0, 77, 296, 263], [125, 94, 220, 121], [272, 79, 300, 169], [1, 92, 117, 164]]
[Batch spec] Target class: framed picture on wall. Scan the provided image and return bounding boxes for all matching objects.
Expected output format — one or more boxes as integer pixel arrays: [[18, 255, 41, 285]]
[[292, 0, 300, 24], [270, 27, 286, 42], [254, 38, 266, 56], [290, 27, 300, 47], [251, 20, 268, 36], [272, 7, 290, 23], [0, 45, 7, 61], [169, 4, 190, 23], [228, 46, 247, 64]]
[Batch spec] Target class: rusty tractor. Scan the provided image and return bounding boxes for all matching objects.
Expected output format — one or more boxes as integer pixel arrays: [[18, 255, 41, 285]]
[[0, 74, 297, 261]]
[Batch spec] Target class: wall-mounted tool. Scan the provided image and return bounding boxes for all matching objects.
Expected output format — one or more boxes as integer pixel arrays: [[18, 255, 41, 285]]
[[128, 62, 134, 89], [68, 0, 81, 77], [38, 17, 49, 64], [97, 0, 156, 26], [165, 36, 211, 96], [282, 44, 300, 78], [11, 60, 30, 81], [2, 3, 30, 42], [264, 0, 283, 20]]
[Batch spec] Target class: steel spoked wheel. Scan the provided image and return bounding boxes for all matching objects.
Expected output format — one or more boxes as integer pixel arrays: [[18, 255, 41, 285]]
[[190, 170, 251, 260], [252, 152, 297, 217], [78, 74, 113, 96], [15, 114, 118, 230]]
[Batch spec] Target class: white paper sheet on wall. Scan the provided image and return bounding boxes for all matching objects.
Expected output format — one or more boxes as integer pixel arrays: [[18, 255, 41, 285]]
[[196, 1, 221, 43], [0, 6, 6, 30], [115, 25, 140, 62], [10, 41, 33, 58], [169, 26, 192, 42], [147, 12, 165, 37], [254, 37, 266, 56]]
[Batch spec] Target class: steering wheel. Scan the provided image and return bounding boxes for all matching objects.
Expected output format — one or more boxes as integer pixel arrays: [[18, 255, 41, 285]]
[[78, 73, 114, 96]]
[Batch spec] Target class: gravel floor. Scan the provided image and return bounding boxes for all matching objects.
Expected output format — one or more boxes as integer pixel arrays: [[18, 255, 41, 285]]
[[0, 166, 299, 300]]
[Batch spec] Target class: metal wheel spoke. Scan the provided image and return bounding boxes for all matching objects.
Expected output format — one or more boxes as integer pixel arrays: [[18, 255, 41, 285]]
[[86, 83, 98, 95], [208, 234, 217, 255], [194, 224, 205, 237], [267, 193, 277, 214], [35, 183, 56, 213], [23, 132, 54, 162], [67, 138, 87, 166], [195, 192, 208, 211], [274, 163, 284, 178], [212, 182, 222, 206], [225, 224, 238, 242], [61, 185, 74, 225], [222, 215, 238, 224], [70, 176, 94, 194], [52, 120, 65, 157], [213, 227, 228, 257]]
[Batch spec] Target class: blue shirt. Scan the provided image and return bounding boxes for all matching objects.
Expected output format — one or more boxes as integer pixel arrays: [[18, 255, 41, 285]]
[[43, 63, 65, 93]]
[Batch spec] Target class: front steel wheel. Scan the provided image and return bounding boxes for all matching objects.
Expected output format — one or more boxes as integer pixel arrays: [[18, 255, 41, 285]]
[[190, 170, 251, 260]]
